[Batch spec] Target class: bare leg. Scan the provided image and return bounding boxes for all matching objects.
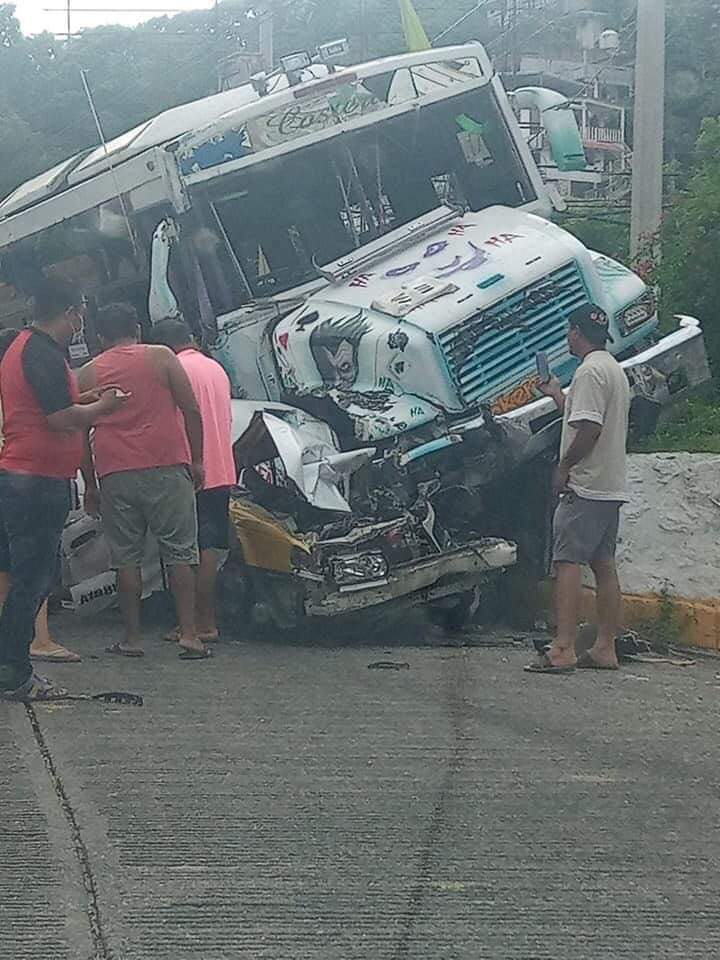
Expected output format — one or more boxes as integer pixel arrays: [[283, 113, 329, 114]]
[[0, 572, 80, 661], [32, 599, 53, 647], [168, 564, 204, 654], [589, 559, 621, 667], [29, 600, 80, 661], [116, 566, 144, 654], [546, 561, 581, 667], [195, 550, 220, 638]]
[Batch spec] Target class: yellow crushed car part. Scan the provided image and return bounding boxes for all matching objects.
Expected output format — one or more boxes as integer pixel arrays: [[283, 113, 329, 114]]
[[229, 498, 311, 573]]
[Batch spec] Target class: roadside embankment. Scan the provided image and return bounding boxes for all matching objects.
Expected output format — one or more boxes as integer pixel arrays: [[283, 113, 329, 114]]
[[576, 453, 720, 650]]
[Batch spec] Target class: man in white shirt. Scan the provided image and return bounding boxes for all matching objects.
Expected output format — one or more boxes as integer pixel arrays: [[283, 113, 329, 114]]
[[526, 304, 631, 674]]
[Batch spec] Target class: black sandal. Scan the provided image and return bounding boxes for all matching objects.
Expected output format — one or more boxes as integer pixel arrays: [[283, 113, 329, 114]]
[[524, 651, 576, 674], [576, 652, 620, 671], [178, 646, 212, 660]]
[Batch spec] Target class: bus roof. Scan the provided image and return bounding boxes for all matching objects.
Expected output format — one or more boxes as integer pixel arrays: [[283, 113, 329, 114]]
[[0, 43, 492, 243]]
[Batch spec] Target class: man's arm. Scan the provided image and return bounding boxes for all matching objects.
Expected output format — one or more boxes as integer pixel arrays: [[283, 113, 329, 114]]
[[555, 420, 602, 491], [46, 396, 123, 432], [23, 342, 124, 431], [156, 347, 204, 488], [80, 433, 101, 518], [538, 376, 566, 413]]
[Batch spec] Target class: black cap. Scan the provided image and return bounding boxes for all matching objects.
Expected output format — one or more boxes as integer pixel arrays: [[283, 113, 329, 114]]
[[567, 304, 613, 344]]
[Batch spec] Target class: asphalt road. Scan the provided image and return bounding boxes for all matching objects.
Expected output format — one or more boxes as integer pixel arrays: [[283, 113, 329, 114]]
[[2, 610, 720, 960]]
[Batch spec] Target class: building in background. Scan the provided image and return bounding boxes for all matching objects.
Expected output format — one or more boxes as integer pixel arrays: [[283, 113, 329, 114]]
[[503, 4, 634, 201]]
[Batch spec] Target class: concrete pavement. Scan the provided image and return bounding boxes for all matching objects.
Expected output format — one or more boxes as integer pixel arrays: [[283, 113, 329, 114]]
[[2, 611, 720, 959]]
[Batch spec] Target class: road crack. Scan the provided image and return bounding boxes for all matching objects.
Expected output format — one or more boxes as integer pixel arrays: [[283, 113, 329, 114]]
[[24, 703, 112, 960], [392, 650, 470, 958]]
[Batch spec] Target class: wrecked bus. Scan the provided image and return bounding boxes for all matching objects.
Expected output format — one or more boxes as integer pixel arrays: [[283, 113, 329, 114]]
[[0, 43, 709, 632]]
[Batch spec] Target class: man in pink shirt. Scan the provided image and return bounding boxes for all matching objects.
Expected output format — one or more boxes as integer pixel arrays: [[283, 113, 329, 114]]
[[152, 319, 235, 642]]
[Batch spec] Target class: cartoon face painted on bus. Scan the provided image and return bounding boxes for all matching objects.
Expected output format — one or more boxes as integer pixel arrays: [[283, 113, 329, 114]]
[[309, 312, 371, 389]]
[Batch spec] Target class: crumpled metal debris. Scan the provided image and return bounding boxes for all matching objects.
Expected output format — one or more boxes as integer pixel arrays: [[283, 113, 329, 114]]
[[236, 411, 376, 513]]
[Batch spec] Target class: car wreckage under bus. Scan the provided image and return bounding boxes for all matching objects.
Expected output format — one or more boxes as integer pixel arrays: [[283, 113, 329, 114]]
[[219, 400, 524, 634]]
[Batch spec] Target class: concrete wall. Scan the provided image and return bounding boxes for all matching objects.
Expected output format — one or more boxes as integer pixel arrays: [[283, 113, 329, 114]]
[[617, 453, 720, 601]]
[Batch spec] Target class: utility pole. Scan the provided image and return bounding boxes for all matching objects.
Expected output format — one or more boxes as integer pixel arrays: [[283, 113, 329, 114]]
[[359, 0, 367, 60], [259, 8, 273, 71], [630, 0, 665, 260]]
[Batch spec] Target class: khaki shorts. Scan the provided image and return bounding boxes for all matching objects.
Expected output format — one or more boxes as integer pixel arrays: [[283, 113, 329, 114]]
[[100, 465, 199, 568], [552, 491, 622, 566]]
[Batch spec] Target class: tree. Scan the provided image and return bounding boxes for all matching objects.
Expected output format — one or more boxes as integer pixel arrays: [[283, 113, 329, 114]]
[[659, 118, 720, 373], [0, 3, 20, 47], [558, 212, 630, 264], [2, 0, 720, 203], [664, 0, 720, 170], [0, 0, 496, 201]]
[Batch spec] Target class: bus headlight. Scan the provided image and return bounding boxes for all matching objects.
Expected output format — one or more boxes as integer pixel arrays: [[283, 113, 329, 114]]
[[618, 291, 657, 333]]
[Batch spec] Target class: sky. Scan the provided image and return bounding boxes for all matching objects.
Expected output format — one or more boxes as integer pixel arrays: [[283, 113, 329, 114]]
[[14, 0, 216, 36]]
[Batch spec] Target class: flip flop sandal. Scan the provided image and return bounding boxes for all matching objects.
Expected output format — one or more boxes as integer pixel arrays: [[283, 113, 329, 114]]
[[577, 652, 620, 671], [17, 673, 143, 707], [178, 646, 212, 660], [164, 629, 219, 644], [524, 652, 576, 674], [31, 650, 82, 663], [23, 674, 70, 702], [105, 643, 145, 658]]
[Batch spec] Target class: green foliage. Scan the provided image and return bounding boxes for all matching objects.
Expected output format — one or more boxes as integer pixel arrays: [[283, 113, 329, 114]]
[[658, 118, 720, 376], [0, 0, 503, 202], [664, 0, 720, 169], [558, 211, 630, 263], [632, 587, 685, 655], [632, 396, 720, 455], [0, 0, 719, 218]]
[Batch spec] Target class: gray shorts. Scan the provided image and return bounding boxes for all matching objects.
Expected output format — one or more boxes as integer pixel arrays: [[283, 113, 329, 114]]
[[100, 465, 199, 569], [552, 491, 622, 566]]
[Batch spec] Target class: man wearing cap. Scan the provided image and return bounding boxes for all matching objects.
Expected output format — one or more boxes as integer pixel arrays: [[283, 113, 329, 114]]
[[527, 304, 631, 674]]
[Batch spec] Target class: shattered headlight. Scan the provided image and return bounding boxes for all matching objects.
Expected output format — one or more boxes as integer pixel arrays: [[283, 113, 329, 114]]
[[617, 291, 657, 334], [329, 552, 389, 588]]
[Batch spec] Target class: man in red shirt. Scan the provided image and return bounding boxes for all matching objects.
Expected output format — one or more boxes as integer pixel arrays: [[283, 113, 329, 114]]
[[151, 318, 235, 643], [78, 303, 208, 659], [0, 278, 125, 700]]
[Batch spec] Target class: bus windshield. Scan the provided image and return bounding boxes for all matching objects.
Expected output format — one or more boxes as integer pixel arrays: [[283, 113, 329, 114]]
[[207, 85, 536, 300]]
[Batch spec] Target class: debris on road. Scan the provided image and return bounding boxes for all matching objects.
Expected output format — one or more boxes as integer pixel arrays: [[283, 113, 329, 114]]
[[367, 661, 410, 671]]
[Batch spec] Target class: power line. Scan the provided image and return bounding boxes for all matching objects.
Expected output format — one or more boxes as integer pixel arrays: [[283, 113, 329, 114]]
[[432, 0, 496, 46], [486, 0, 569, 56], [45, 6, 195, 11], [43, 1, 216, 38]]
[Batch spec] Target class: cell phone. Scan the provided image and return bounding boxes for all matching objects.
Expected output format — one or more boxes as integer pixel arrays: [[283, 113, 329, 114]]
[[535, 351, 550, 384]]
